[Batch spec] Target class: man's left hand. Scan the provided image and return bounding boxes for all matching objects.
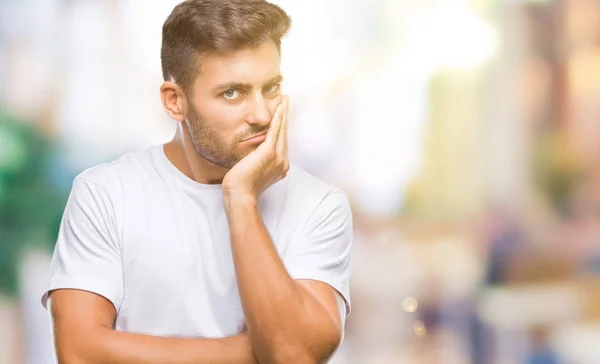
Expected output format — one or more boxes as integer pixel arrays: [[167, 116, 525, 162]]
[[222, 96, 290, 203]]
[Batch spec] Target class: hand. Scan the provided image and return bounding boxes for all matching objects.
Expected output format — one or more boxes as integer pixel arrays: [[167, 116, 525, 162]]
[[222, 95, 290, 202]]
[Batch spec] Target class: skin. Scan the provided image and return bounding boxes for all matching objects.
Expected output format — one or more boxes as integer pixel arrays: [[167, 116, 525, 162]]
[[50, 39, 344, 364]]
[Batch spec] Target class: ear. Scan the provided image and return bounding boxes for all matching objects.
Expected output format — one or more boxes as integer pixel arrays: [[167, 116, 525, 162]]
[[160, 81, 187, 122]]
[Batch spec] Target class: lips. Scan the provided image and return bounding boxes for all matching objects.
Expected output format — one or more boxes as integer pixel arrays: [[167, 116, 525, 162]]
[[242, 131, 267, 142]]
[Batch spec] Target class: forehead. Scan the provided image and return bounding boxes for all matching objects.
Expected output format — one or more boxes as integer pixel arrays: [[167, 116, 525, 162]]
[[195, 40, 281, 88]]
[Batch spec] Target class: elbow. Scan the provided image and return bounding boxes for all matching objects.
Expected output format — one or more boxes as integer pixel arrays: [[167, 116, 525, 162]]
[[267, 348, 332, 364], [55, 340, 98, 364], [55, 346, 86, 364], [263, 346, 314, 364], [267, 331, 342, 364], [54, 332, 105, 364]]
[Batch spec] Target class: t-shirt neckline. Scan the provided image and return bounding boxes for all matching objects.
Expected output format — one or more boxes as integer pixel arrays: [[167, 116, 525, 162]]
[[153, 144, 224, 193]]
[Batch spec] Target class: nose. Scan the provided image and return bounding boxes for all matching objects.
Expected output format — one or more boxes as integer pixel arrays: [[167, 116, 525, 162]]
[[246, 93, 272, 127]]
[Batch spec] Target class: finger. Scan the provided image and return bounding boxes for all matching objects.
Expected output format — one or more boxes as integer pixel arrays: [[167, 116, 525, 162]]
[[265, 101, 284, 150], [277, 96, 289, 157]]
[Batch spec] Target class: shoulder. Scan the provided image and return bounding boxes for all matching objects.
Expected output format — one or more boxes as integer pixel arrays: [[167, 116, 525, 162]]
[[63, 147, 159, 231], [287, 164, 347, 196], [73, 146, 156, 193], [280, 165, 351, 218]]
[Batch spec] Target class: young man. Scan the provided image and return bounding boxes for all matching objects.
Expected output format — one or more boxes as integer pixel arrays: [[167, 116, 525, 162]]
[[42, 1, 352, 363]]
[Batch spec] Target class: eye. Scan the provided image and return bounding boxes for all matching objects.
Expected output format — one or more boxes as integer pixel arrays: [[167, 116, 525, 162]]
[[223, 89, 241, 100], [264, 83, 281, 94]]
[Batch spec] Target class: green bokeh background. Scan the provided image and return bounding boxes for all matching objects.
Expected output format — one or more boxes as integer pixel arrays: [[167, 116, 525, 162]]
[[0, 110, 68, 298]]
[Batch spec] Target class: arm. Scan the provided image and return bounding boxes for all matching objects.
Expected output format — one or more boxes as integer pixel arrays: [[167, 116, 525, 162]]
[[49, 289, 257, 364], [45, 178, 257, 364], [224, 196, 343, 364], [222, 96, 348, 364]]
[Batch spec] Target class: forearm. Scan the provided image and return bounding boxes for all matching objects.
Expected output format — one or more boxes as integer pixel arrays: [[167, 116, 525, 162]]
[[225, 195, 338, 363], [59, 329, 256, 364]]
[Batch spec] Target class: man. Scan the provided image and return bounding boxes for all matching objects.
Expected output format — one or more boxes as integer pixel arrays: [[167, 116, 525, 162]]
[[42, 1, 352, 363]]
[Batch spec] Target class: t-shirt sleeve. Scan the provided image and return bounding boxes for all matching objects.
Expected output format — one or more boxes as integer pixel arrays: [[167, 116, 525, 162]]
[[284, 190, 353, 317], [41, 177, 123, 311]]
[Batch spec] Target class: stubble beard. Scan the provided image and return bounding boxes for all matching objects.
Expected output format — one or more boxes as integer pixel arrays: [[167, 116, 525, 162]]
[[185, 105, 242, 170]]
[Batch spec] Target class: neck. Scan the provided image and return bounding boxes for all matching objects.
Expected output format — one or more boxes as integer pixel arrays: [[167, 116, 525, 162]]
[[163, 127, 229, 185]]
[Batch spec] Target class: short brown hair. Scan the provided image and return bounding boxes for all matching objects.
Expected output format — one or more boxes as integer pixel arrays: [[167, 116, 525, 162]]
[[161, 0, 291, 94]]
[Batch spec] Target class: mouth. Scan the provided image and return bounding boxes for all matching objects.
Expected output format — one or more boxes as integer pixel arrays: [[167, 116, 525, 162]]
[[241, 131, 268, 143]]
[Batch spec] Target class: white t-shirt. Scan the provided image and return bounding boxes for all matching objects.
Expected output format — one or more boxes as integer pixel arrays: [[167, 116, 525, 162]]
[[42, 145, 352, 339]]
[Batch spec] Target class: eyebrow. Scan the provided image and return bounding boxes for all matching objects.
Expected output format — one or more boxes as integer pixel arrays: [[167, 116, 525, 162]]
[[212, 75, 283, 94]]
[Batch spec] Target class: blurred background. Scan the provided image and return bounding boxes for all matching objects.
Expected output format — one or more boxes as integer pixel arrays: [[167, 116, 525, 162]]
[[1, 0, 600, 363]]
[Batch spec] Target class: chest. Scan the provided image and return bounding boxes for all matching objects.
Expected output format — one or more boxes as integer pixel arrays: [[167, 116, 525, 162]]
[[114, 191, 291, 337]]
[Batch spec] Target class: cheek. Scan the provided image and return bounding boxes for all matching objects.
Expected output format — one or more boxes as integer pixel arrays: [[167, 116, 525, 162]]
[[213, 108, 247, 145], [267, 95, 283, 116], [200, 100, 240, 132]]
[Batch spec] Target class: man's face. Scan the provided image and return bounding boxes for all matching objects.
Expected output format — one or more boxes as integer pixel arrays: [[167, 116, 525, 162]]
[[184, 40, 283, 169]]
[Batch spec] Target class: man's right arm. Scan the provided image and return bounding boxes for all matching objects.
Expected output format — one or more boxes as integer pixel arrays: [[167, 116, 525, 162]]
[[49, 289, 257, 364]]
